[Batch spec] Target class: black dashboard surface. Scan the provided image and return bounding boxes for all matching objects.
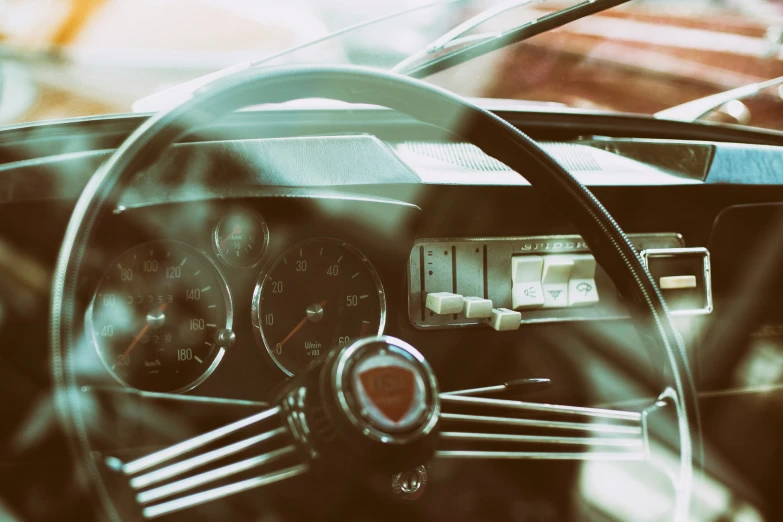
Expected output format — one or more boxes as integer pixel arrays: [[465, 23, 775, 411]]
[[3, 107, 783, 520]]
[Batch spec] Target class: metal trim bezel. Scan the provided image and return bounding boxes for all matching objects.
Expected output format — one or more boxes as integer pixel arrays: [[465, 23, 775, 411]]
[[639, 247, 713, 316], [252, 237, 387, 377], [332, 336, 440, 445], [212, 208, 270, 269], [86, 240, 234, 395], [113, 189, 422, 213]]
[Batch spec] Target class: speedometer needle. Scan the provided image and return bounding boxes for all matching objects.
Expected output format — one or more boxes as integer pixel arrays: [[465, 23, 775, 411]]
[[277, 299, 328, 349], [115, 302, 169, 368]]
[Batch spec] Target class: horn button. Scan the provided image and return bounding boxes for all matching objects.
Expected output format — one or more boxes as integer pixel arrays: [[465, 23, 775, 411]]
[[350, 347, 428, 433], [334, 337, 440, 443], [286, 336, 440, 471]]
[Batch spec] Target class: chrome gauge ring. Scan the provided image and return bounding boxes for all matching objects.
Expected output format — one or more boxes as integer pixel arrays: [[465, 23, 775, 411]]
[[88, 240, 233, 393], [252, 237, 386, 376]]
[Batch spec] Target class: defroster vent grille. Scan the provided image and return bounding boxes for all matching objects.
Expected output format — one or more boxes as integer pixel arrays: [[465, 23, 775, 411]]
[[396, 141, 603, 172]]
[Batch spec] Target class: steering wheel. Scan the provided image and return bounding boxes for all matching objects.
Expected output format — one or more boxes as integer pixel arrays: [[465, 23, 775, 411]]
[[50, 66, 699, 521]]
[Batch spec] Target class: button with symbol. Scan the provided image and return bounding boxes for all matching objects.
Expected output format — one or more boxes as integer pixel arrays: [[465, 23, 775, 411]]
[[511, 255, 544, 310], [568, 254, 599, 307], [542, 256, 573, 308]]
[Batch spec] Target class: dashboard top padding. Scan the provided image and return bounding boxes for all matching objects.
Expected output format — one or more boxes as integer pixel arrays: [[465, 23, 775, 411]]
[[0, 136, 422, 204]]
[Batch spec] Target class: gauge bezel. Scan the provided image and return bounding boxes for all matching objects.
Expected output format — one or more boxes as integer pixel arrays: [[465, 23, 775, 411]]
[[87, 240, 234, 394], [252, 237, 387, 377], [212, 209, 270, 268]]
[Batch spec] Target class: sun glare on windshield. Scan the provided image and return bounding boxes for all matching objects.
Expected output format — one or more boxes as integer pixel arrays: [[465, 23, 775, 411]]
[[1, 0, 783, 130]]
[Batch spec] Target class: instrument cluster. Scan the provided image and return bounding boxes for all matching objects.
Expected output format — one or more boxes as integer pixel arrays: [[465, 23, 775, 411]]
[[84, 198, 412, 395]]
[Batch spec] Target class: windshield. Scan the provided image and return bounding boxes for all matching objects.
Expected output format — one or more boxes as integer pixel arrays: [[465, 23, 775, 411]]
[[3, 0, 783, 130]]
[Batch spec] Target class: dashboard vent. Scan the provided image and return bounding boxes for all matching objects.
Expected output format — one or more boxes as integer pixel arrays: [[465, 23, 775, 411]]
[[396, 141, 602, 172]]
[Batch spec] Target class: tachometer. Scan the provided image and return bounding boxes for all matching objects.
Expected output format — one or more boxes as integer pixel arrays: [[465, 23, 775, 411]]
[[89, 240, 233, 393], [253, 238, 385, 376]]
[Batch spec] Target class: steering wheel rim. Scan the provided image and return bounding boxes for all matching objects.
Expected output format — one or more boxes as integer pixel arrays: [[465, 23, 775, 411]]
[[50, 65, 700, 520]]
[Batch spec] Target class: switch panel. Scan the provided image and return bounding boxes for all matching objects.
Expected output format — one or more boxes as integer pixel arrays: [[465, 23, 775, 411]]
[[408, 233, 698, 330]]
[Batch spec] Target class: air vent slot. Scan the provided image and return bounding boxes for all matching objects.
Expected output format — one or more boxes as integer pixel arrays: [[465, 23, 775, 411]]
[[396, 141, 603, 172]]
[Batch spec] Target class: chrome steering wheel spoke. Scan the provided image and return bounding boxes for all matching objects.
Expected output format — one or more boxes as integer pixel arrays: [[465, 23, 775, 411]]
[[101, 337, 685, 519], [105, 405, 306, 519], [117, 406, 283, 476], [435, 390, 680, 465], [140, 464, 307, 519]]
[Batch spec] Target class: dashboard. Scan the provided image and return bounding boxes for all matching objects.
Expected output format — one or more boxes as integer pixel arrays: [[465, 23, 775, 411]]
[[81, 193, 714, 400], [79, 196, 415, 400], [5, 105, 783, 520]]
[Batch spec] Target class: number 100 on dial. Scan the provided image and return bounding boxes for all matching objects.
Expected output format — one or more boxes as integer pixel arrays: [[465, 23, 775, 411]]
[[89, 240, 232, 393]]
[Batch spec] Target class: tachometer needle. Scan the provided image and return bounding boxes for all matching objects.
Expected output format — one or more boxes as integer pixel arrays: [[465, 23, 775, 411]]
[[277, 299, 328, 349], [115, 302, 169, 368]]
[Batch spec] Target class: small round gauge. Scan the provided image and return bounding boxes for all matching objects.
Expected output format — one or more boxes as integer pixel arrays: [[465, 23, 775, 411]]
[[214, 210, 269, 267], [253, 238, 386, 376], [89, 240, 233, 393]]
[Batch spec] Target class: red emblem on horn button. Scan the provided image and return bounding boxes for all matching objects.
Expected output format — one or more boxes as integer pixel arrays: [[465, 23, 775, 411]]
[[359, 366, 415, 422]]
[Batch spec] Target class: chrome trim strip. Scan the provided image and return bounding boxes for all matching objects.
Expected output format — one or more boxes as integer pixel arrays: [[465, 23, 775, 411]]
[[137, 446, 296, 504], [440, 413, 642, 434], [141, 464, 308, 519], [121, 407, 280, 475], [130, 427, 288, 489], [411, 233, 683, 253], [440, 395, 642, 421], [118, 190, 421, 217]]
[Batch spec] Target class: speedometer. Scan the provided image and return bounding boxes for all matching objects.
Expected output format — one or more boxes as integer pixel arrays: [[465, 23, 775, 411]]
[[252, 238, 385, 376], [88, 240, 233, 393]]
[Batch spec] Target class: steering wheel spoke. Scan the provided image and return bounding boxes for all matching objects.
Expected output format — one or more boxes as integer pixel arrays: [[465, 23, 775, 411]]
[[99, 368, 683, 518], [439, 394, 643, 421], [117, 406, 282, 475], [140, 464, 308, 519], [136, 445, 300, 504], [127, 426, 289, 490], [103, 405, 305, 518], [435, 391, 675, 463]]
